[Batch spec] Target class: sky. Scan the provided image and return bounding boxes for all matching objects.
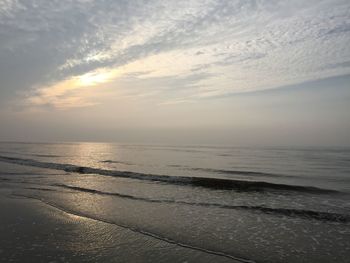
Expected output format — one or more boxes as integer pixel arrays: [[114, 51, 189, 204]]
[[0, 0, 349, 146]]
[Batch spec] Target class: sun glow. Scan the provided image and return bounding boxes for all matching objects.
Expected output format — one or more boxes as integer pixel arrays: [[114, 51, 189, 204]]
[[26, 67, 122, 109], [77, 70, 114, 86]]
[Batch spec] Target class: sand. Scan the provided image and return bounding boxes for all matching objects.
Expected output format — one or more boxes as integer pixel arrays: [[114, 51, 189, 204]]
[[0, 189, 236, 263]]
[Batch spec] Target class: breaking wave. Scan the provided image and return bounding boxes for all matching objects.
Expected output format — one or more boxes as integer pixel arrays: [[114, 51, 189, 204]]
[[0, 155, 339, 194], [47, 183, 349, 223]]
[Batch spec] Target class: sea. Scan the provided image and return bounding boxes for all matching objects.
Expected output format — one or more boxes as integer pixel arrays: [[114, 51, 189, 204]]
[[0, 142, 349, 263]]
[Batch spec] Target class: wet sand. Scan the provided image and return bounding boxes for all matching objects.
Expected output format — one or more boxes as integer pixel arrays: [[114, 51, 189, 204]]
[[0, 190, 236, 263]]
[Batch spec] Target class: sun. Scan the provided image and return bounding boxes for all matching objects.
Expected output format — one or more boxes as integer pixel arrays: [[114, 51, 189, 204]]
[[77, 70, 113, 86]]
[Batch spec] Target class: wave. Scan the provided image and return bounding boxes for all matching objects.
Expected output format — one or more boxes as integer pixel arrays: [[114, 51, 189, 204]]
[[168, 164, 189, 168], [186, 167, 289, 177], [100, 160, 134, 165], [0, 155, 338, 194], [34, 154, 62, 158], [168, 165, 293, 178], [50, 184, 350, 223], [0, 178, 10, 181]]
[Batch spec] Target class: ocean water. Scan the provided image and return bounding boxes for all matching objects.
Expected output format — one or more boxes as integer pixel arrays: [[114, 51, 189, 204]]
[[0, 142, 349, 262]]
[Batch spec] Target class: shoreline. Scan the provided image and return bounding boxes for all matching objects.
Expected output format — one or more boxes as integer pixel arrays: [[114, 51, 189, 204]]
[[0, 189, 236, 263]]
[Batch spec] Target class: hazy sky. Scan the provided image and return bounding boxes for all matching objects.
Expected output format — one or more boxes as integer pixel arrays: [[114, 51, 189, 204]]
[[0, 0, 349, 146]]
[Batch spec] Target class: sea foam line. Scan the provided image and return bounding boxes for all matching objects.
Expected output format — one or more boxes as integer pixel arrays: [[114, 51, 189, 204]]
[[51, 183, 349, 223]]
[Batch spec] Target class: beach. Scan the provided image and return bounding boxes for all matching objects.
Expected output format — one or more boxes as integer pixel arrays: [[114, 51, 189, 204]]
[[0, 190, 236, 263], [0, 142, 349, 263]]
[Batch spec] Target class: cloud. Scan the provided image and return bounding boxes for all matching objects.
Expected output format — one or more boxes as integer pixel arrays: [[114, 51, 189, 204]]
[[1, 0, 350, 109]]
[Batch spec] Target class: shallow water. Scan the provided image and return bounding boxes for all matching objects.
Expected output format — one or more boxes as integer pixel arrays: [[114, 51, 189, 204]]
[[0, 142, 349, 263]]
